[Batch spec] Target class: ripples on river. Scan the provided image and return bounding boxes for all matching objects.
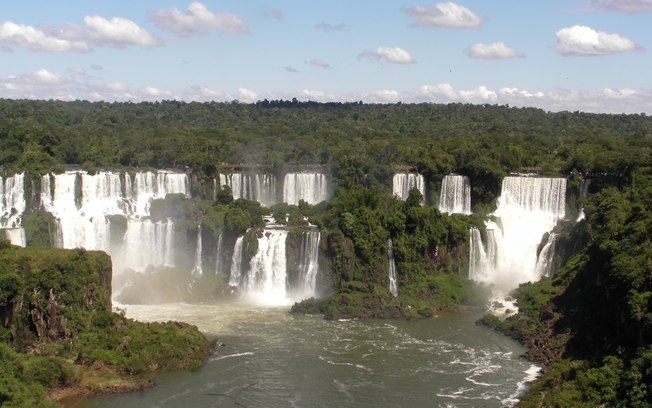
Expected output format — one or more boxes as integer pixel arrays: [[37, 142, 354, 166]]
[[80, 303, 538, 408]]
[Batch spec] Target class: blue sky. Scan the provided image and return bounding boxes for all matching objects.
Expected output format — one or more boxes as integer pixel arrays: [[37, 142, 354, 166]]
[[1, 0, 650, 113]]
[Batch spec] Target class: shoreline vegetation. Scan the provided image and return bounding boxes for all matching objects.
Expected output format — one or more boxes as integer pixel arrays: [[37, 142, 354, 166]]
[[0, 243, 214, 407], [0, 99, 650, 406]]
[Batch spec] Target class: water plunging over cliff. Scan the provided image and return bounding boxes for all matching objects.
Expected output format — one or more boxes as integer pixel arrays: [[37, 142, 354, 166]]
[[388, 239, 398, 297], [469, 176, 566, 293], [393, 173, 425, 201], [0, 174, 26, 246], [576, 178, 591, 221], [217, 173, 278, 208], [297, 230, 320, 298], [192, 225, 203, 277], [41, 170, 189, 278], [439, 174, 471, 214], [283, 173, 329, 205], [229, 236, 245, 287], [243, 229, 289, 305]]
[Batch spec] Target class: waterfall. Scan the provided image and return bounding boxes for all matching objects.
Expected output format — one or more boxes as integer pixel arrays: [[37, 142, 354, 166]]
[[217, 173, 277, 207], [534, 233, 557, 278], [577, 178, 591, 221], [283, 173, 329, 205], [387, 239, 398, 297], [41, 170, 188, 278], [214, 233, 225, 276], [297, 230, 320, 298], [439, 174, 471, 214], [469, 176, 566, 292], [0, 173, 26, 246], [392, 173, 425, 201], [469, 228, 497, 281], [243, 229, 289, 305], [229, 236, 245, 286], [192, 225, 203, 277], [119, 218, 175, 272]]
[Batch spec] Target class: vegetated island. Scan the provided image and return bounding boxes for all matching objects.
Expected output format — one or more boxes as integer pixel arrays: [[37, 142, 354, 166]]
[[0, 241, 214, 407]]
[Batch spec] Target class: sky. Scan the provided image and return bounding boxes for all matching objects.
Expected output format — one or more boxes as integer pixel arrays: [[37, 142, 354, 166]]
[[1, 0, 650, 113]]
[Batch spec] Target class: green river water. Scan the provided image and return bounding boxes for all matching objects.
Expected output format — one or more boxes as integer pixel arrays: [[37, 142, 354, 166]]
[[80, 303, 538, 408]]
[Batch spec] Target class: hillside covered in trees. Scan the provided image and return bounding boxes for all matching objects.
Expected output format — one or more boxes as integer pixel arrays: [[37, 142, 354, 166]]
[[1, 99, 651, 406]]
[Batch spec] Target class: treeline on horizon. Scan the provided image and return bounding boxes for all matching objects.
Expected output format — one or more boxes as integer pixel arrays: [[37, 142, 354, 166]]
[[1, 98, 650, 181]]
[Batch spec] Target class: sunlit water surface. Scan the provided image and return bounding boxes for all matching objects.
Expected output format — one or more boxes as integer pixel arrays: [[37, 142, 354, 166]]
[[80, 303, 538, 408]]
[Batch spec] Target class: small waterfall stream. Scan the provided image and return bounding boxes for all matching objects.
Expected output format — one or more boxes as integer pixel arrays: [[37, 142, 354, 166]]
[[388, 239, 398, 297], [0, 173, 26, 246], [392, 173, 425, 201], [297, 230, 321, 298], [192, 225, 203, 277], [439, 174, 471, 214], [283, 173, 329, 205]]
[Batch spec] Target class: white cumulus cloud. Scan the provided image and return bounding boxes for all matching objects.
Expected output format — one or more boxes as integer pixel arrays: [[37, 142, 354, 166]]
[[237, 88, 258, 102], [0, 21, 89, 52], [591, 0, 652, 13], [84, 16, 161, 47], [151, 2, 247, 35], [359, 47, 415, 64], [603, 88, 637, 98], [377, 47, 415, 64], [404, 2, 484, 28], [556, 25, 639, 56], [466, 42, 523, 59]]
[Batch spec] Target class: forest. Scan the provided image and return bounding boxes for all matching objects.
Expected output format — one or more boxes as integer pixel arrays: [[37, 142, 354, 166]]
[[1, 98, 651, 406]]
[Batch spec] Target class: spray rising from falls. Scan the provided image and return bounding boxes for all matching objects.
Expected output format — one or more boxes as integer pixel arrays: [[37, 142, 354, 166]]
[[439, 174, 471, 214], [283, 173, 329, 205], [387, 239, 398, 297], [217, 173, 277, 208], [0, 174, 26, 246], [469, 176, 567, 293], [393, 173, 425, 201]]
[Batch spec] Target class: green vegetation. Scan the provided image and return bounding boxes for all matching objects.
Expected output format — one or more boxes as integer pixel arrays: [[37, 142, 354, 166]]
[[0, 244, 213, 406], [478, 167, 652, 406], [1, 99, 652, 404]]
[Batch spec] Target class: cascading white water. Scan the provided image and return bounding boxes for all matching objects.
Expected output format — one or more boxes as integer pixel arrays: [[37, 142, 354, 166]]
[[439, 174, 471, 214], [283, 173, 329, 205], [576, 178, 591, 221], [534, 233, 557, 278], [297, 230, 321, 298], [387, 239, 398, 297], [192, 225, 203, 277], [119, 218, 175, 272], [392, 173, 425, 201], [243, 229, 289, 305], [217, 173, 277, 208], [214, 233, 225, 276], [229, 236, 245, 286], [0, 173, 26, 246], [469, 176, 566, 293], [41, 170, 189, 280]]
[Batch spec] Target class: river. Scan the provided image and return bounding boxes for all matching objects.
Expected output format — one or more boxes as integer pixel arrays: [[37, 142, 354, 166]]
[[80, 303, 538, 408]]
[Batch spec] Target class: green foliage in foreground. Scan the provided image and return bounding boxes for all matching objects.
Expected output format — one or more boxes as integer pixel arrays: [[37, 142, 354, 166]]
[[0, 245, 213, 406]]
